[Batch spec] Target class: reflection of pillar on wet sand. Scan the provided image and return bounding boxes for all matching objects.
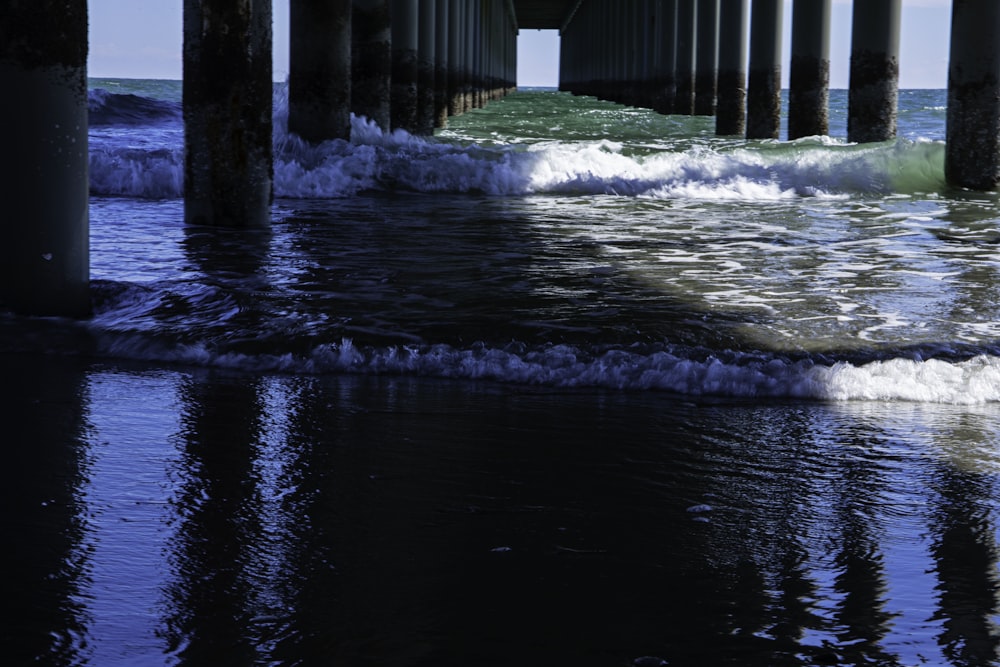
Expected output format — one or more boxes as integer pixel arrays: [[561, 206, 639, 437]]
[[289, 0, 352, 142], [183, 0, 273, 228], [3, 356, 90, 664], [163, 375, 266, 663], [946, 0, 1000, 191], [0, 1, 90, 316], [930, 467, 1000, 665]]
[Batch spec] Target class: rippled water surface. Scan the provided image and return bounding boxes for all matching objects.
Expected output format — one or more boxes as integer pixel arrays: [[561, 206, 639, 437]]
[[4, 82, 1000, 666]]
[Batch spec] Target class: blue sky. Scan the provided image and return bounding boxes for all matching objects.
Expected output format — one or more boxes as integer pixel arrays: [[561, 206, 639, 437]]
[[89, 0, 951, 88]]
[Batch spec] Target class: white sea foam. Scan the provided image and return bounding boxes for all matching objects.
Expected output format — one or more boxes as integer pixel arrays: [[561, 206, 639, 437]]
[[87, 97, 947, 200], [92, 331, 1000, 405]]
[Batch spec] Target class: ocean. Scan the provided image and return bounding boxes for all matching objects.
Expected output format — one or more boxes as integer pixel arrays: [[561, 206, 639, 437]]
[[4, 78, 1000, 666]]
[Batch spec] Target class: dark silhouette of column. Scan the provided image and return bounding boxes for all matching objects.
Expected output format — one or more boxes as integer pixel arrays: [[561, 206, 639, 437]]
[[183, 0, 273, 228], [695, 0, 719, 115], [847, 0, 900, 143], [716, 0, 748, 135], [946, 0, 1000, 190], [654, 0, 678, 114], [0, 0, 90, 315], [352, 0, 391, 129], [746, 0, 782, 139], [390, 0, 418, 132], [674, 0, 697, 114], [434, 0, 450, 127], [788, 0, 831, 139], [289, 0, 352, 142]]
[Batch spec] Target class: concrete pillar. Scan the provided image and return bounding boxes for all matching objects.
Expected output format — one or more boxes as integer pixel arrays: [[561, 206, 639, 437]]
[[434, 0, 450, 127], [654, 0, 678, 114], [847, 0, 900, 143], [464, 0, 475, 111], [390, 0, 418, 132], [183, 0, 273, 228], [352, 0, 391, 129], [289, 0, 351, 142], [448, 0, 464, 116], [695, 0, 719, 115], [946, 0, 1000, 190], [788, 0, 830, 139], [0, 0, 89, 316], [674, 0, 697, 114], [716, 0, 748, 135], [417, 0, 436, 134], [746, 0, 782, 139]]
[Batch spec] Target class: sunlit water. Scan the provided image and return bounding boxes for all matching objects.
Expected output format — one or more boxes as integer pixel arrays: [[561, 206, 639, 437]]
[[3, 80, 1000, 666]]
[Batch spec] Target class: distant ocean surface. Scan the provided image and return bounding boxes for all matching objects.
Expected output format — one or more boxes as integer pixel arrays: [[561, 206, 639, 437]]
[[5, 78, 1000, 666]]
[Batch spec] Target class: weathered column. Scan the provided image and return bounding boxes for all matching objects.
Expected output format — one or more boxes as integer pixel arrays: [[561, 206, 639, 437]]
[[695, 0, 719, 115], [434, 0, 450, 127], [746, 0, 782, 139], [716, 0, 748, 135], [390, 0, 418, 132], [788, 0, 830, 139], [654, 0, 678, 114], [184, 0, 273, 228], [847, 0, 900, 143], [0, 0, 89, 316], [417, 0, 436, 134], [946, 0, 1000, 190], [674, 0, 697, 114], [289, 0, 351, 142], [352, 0, 391, 129], [448, 0, 464, 116]]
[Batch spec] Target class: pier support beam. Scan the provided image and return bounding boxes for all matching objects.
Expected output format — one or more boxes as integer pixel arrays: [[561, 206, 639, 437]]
[[448, 0, 464, 116], [417, 0, 435, 134], [716, 0, 748, 135], [390, 0, 418, 132], [352, 0, 391, 129], [289, 0, 351, 142], [183, 0, 273, 228], [653, 0, 678, 114], [695, 0, 719, 116], [674, 0, 697, 114], [0, 0, 90, 316], [434, 0, 449, 127], [946, 0, 1000, 190], [746, 0, 782, 139], [788, 0, 830, 139], [847, 0, 900, 143]]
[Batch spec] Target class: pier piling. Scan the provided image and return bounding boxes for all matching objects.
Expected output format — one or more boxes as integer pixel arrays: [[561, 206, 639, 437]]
[[695, 0, 719, 116], [0, 0, 90, 316], [946, 0, 1000, 190], [352, 0, 392, 129], [746, 0, 783, 139], [788, 0, 831, 139], [674, 0, 697, 115], [847, 0, 900, 143], [183, 0, 273, 228], [434, 0, 449, 127], [289, 0, 352, 142], [716, 0, 748, 135]]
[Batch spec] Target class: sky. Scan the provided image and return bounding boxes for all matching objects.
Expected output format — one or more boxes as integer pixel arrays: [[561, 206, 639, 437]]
[[88, 0, 952, 89]]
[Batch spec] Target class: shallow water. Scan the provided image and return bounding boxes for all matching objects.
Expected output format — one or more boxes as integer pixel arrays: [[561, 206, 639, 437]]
[[3, 81, 1000, 666]]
